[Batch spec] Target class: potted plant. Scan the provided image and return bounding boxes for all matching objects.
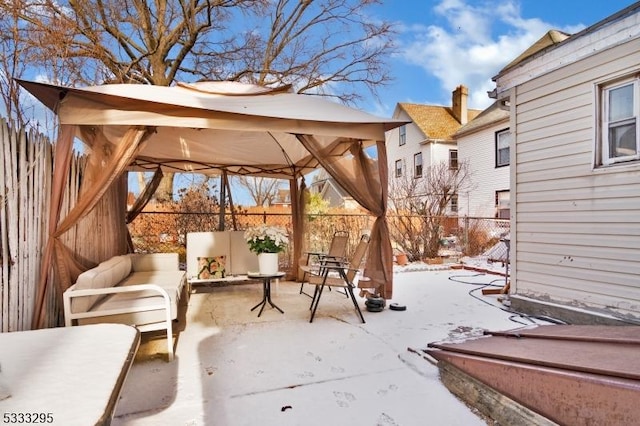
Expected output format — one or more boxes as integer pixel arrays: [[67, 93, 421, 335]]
[[244, 224, 288, 274], [395, 252, 409, 266], [393, 248, 408, 266]]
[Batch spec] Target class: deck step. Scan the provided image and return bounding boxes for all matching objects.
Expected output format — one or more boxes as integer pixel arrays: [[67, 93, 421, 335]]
[[425, 325, 640, 425]]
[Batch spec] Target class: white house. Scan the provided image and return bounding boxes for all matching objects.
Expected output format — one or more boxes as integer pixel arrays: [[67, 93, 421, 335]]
[[493, 2, 640, 324], [308, 170, 359, 210], [386, 85, 482, 213], [454, 101, 510, 218]]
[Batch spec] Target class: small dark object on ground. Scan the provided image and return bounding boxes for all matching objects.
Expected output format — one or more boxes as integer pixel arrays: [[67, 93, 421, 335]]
[[389, 303, 407, 311], [281, 405, 292, 412], [365, 296, 386, 307], [365, 295, 386, 312]]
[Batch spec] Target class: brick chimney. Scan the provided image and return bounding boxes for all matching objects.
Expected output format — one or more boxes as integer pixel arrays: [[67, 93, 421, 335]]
[[452, 85, 468, 125]]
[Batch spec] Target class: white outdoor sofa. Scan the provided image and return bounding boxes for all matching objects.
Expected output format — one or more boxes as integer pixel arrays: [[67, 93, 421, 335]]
[[63, 253, 187, 361], [186, 231, 259, 286]]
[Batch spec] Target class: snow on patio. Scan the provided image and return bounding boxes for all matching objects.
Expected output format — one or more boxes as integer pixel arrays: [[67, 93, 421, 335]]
[[113, 267, 548, 426]]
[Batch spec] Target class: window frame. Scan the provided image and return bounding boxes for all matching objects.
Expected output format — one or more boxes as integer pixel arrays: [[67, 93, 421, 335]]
[[495, 128, 510, 168], [413, 152, 423, 178], [399, 125, 406, 146], [449, 149, 458, 170], [598, 77, 640, 166], [450, 193, 458, 213], [395, 159, 403, 178], [495, 190, 510, 219]]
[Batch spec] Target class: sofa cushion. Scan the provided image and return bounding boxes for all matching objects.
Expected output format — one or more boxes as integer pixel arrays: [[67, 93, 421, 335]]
[[130, 253, 179, 272], [197, 256, 226, 279], [100, 255, 133, 283], [71, 255, 132, 314], [117, 271, 186, 302], [79, 271, 186, 326]]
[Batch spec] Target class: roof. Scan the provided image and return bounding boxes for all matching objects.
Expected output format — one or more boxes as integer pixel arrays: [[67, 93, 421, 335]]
[[310, 170, 351, 199], [454, 100, 510, 137], [398, 103, 482, 141], [499, 29, 570, 74], [495, 3, 640, 83]]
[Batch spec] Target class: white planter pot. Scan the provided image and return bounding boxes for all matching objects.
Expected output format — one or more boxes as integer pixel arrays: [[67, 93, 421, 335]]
[[258, 252, 279, 275]]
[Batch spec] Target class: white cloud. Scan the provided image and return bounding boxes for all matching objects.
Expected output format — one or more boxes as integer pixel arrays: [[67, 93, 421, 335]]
[[399, 0, 584, 109]]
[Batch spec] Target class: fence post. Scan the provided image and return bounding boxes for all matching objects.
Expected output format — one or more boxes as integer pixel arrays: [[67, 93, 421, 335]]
[[464, 216, 469, 254]]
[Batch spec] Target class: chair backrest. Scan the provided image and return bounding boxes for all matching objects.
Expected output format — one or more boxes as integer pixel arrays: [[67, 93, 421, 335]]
[[346, 234, 370, 282], [327, 231, 349, 258]]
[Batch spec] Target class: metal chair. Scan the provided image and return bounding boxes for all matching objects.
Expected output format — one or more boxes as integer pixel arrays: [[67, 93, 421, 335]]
[[299, 230, 349, 297], [306, 234, 370, 323]]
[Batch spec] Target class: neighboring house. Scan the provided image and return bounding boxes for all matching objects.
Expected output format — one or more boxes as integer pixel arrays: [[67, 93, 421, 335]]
[[386, 85, 482, 214], [454, 100, 510, 218], [493, 3, 640, 324], [271, 188, 291, 209], [308, 171, 359, 209]]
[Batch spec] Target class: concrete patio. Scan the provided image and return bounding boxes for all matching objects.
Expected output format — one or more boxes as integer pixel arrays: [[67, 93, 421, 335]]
[[113, 268, 540, 425]]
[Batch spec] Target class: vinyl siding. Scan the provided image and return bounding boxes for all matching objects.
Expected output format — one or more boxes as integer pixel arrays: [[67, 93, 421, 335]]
[[509, 36, 640, 320], [457, 122, 510, 217], [430, 142, 456, 168]]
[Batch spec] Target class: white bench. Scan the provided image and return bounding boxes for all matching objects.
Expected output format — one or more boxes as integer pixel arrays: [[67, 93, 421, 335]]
[[0, 324, 139, 423], [186, 231, 259, 286], [63, 253, 187, 361]]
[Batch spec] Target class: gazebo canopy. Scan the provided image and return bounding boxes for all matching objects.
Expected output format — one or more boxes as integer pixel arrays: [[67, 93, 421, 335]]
[[19, 80, 404, 178], [18, 79, 406, 327]]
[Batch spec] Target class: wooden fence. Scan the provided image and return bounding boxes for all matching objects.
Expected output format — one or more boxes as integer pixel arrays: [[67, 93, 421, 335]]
[[1, 117, 133, 332], [1, 118, 54, 331]]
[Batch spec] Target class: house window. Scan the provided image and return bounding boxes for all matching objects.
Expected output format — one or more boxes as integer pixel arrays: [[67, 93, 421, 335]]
[[414, 152, 423, 177], [399, 125, 406, 146], [599, 77, 640, 165], [450, 193, 458, 213], [496, 129, 510, 167], [449, 149, 458, 170], [495, 190, 510, 219], [395, 159, 403, 178]]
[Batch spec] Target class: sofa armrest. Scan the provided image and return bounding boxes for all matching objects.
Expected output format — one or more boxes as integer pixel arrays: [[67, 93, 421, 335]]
[[63, 283, 173, 325]]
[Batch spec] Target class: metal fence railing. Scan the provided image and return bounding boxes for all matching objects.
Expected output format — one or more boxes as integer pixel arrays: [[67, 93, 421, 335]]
[[129, 211, 510, 272]]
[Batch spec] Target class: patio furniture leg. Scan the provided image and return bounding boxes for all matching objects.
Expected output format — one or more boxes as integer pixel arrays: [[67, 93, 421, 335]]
[[347, 286, 365, 323], [309, 284, 326, 323], [300, 271, 313, 298], [166, 323, 174, 361], [250, 274, 285, 317], [309, 282, 322, 310]]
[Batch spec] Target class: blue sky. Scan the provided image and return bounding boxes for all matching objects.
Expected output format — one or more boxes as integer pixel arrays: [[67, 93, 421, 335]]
[[13, 0, 636, 202], [187, 0, 640, 205], [364, 0, 637, 116]]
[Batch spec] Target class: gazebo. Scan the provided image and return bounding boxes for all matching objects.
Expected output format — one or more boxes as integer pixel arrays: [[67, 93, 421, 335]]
[[18, 80, 406, 327]]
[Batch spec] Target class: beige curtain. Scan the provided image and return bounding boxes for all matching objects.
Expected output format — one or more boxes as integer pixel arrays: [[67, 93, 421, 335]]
[[33, 125, 152, 328], [296, 136, 393, 299], [126, 167, 163, 223], [290, 176, 307, 281], [125, 167, 164, 252]]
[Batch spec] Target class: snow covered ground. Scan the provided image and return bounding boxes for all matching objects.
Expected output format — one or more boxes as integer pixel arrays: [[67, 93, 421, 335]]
[[113, 266, 548, 426]]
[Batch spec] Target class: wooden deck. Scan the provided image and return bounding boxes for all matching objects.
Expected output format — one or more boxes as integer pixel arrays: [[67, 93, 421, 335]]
[[425, 325, 640, 425]]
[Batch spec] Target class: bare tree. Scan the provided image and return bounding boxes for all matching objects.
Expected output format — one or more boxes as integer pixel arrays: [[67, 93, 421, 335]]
[[0, 4, 37, 127], [173, 176, 221, 233], [5, 0, 396, 200], [11, 0, 395, 101], [209, 0, 396, 105], [236, 176, 282, 206], [388, 161, 474, 260]]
